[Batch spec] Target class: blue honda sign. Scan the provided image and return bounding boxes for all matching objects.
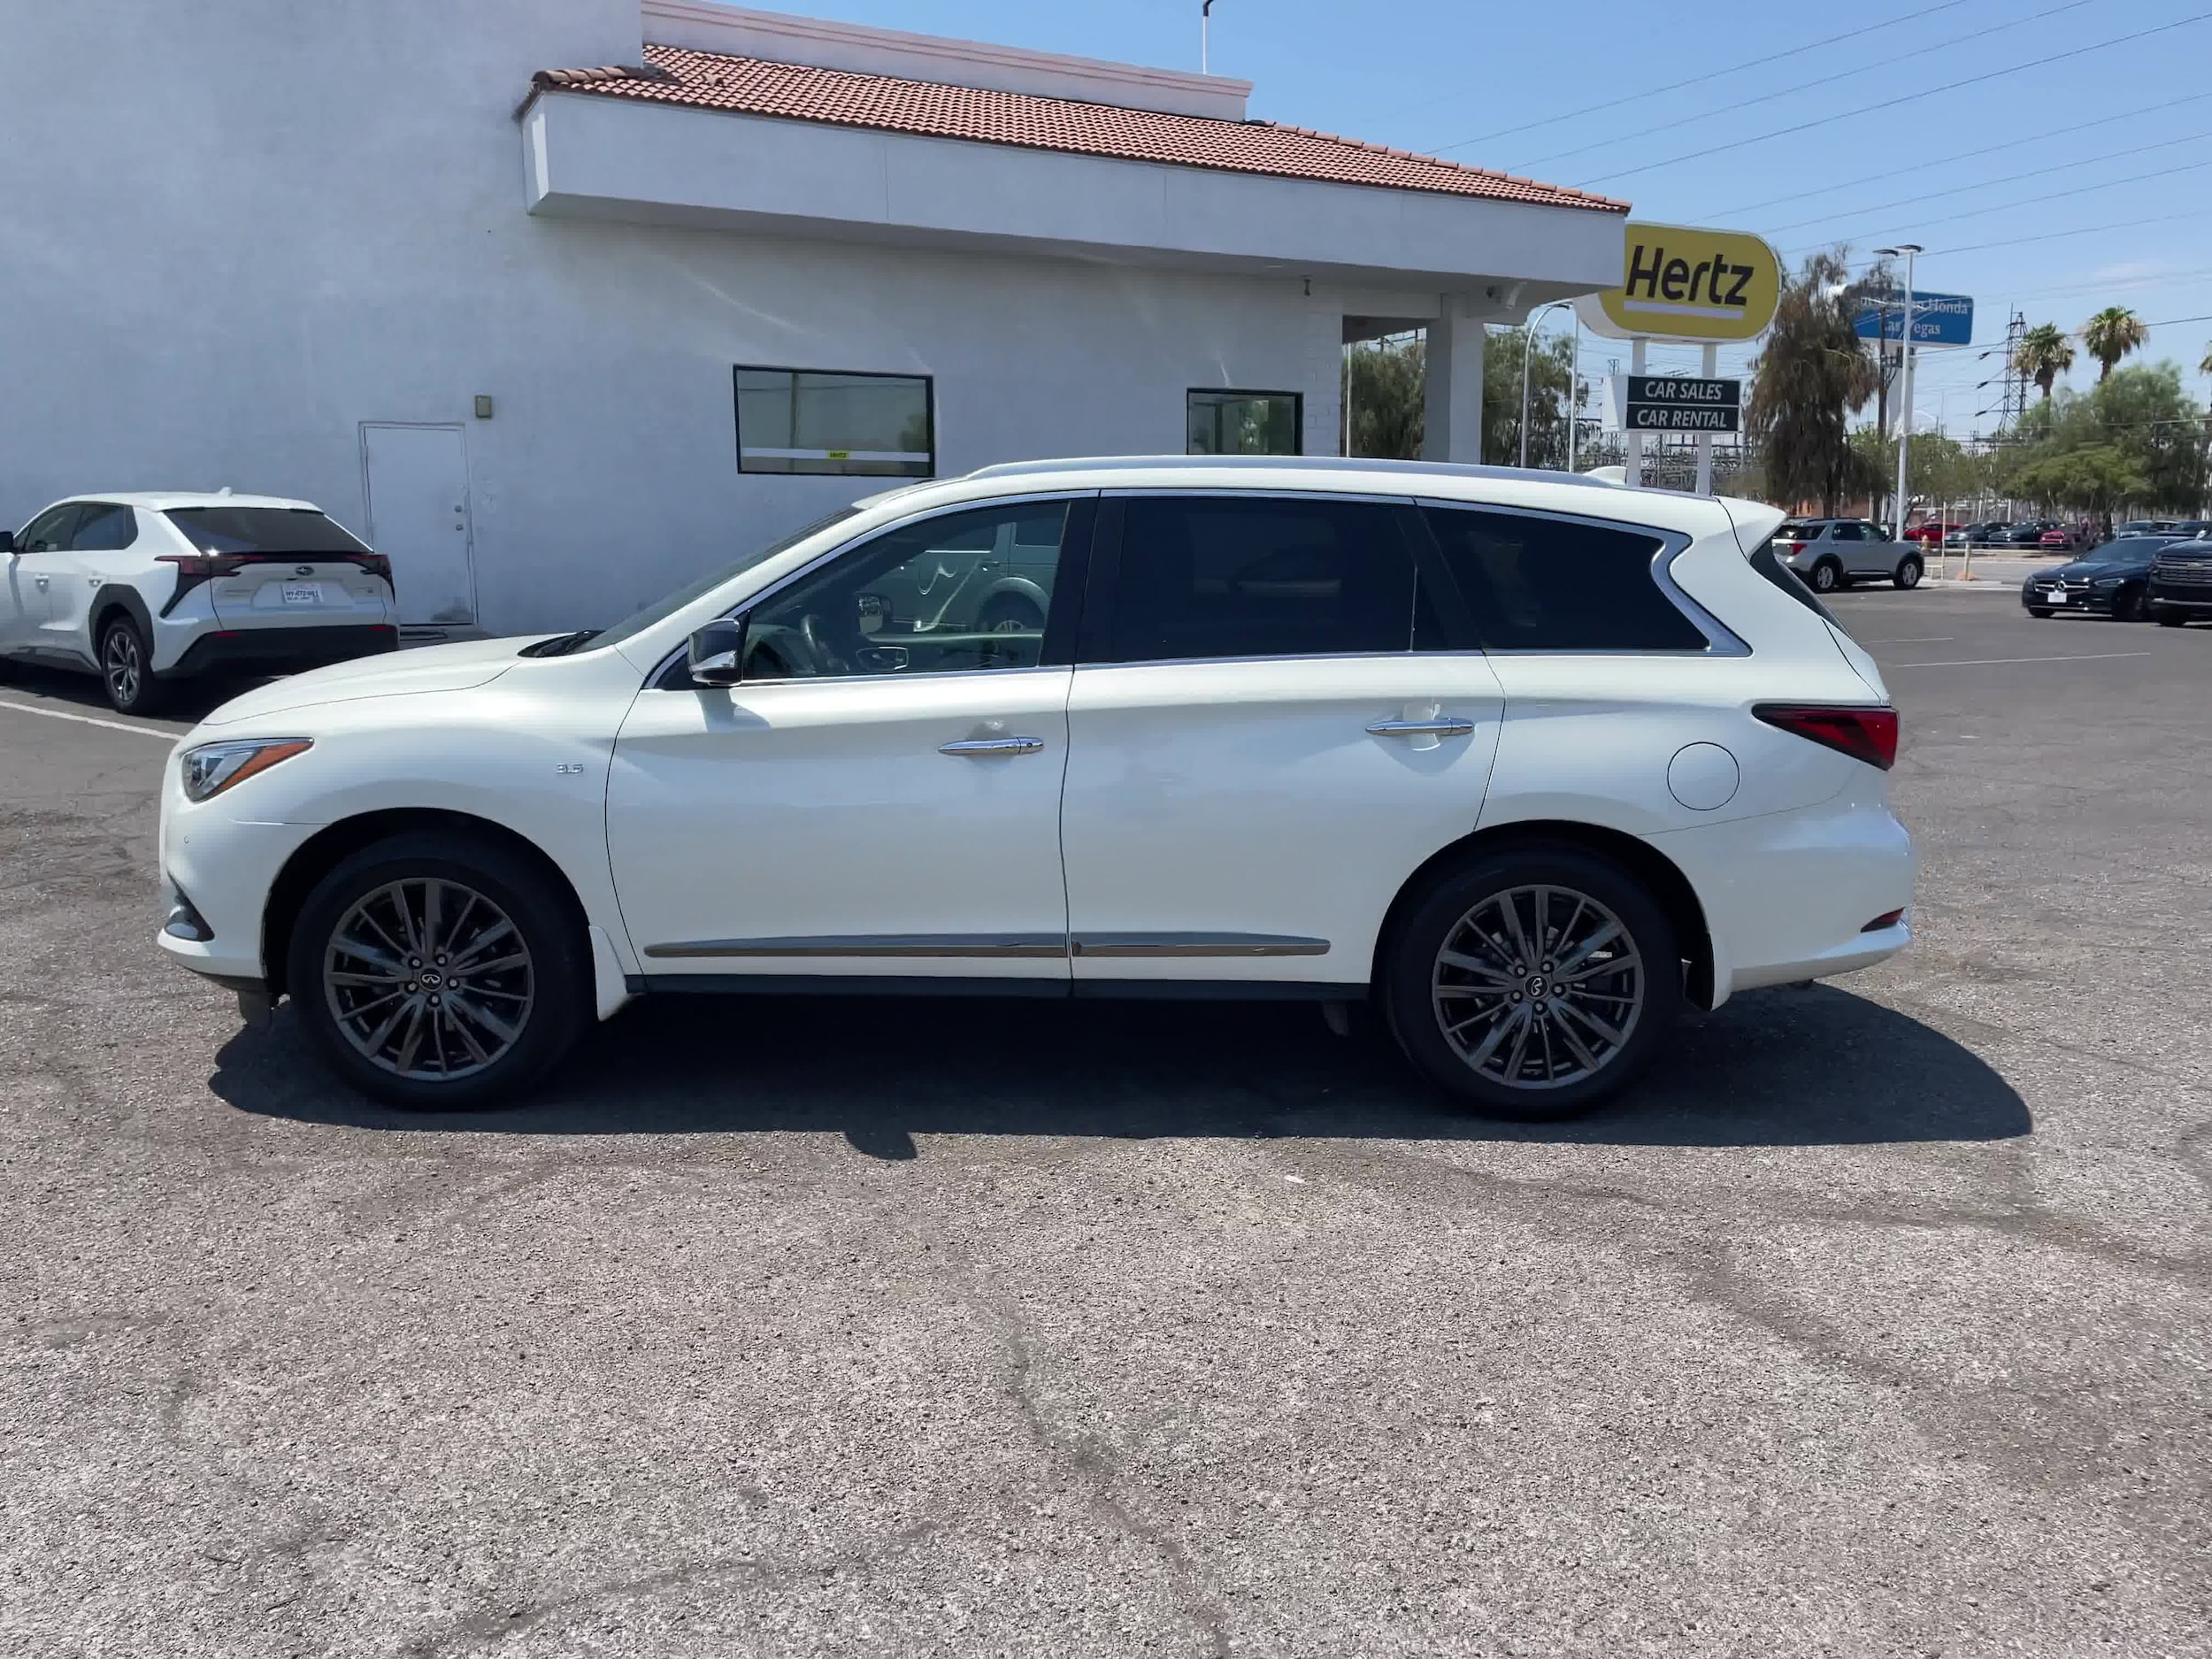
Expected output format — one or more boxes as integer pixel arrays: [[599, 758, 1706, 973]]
[[1855, 289, 1974, 347]]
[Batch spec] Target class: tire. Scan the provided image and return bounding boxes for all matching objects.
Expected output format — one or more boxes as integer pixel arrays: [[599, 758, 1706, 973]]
[[2156, 610, 2185, 627], [286, 832, 588, 1110], [1893, 555, 1923, 590], [2118, 587, 2149, 622], [978, 594, 1045, 634], [99, 615, 165, 715], [1383, 846, 1681, 1121], [1809, 558, 1841, 594], [2026, 607, 2053, 618]]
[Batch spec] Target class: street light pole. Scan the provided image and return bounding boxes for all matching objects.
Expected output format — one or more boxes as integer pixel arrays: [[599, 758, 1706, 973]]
[[1876, 243, 1923, 543], [1519, 299, 1572, 469], [1202, 0, 1217, 73]]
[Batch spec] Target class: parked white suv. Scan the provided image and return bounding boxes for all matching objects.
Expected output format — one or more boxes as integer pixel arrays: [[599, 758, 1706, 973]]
[[1772, 518, 1924, 593], [157, 458, 1914, 1118], [1, 493, 396, 712]]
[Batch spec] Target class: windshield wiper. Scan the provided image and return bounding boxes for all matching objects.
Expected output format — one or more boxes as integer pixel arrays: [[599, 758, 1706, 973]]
[[520, 629, 601, 658]]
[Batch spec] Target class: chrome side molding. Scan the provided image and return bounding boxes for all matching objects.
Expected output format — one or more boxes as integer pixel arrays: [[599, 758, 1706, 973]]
[[642, 934, 1066, 959], [1071, 933, 1329, 958]]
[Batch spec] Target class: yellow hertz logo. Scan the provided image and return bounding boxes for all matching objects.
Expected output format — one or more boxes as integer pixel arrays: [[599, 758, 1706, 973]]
[[1579, 222, 1782, 343]]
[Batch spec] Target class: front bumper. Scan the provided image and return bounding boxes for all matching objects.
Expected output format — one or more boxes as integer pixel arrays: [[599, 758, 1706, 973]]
[[2022, 584, 2121, 614], [169, 625, 396, 679], [157, 754, 321, 987], [2147, 582, 2212, 614]]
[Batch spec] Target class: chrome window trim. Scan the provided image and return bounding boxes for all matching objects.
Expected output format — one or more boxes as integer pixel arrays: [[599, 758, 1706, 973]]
[[1415, 496, 1749, 657], [644, 489, 1096, 687]]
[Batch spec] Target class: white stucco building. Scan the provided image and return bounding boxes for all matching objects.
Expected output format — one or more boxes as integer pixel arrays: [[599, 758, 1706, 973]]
[[4, 0, 1627, 634]]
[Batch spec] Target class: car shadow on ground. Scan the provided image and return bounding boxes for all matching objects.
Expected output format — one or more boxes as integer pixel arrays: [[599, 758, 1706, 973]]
[[211, 982, 2031, 1156], [0, 657, 259, 723]]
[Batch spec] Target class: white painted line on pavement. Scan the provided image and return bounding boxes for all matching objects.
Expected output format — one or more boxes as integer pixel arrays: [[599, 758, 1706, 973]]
[[0, 698, 179, 739], [1863, 636, 1955, 643], [1889, 652, 2153, 669]]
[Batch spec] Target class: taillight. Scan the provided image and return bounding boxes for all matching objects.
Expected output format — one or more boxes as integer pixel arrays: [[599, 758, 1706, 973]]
[[156, 553, 243, 579], [358, 553, 392, 584], [1755, 703, 1899, 771]]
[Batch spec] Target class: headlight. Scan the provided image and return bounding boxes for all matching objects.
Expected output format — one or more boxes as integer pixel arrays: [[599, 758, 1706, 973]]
[[180, 738, 312, 803], [2092, 576, 2124, 588]]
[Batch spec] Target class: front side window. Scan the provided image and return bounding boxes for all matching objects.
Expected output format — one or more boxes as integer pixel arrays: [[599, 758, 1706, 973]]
[[735, 367, 933, 478], [1187, 390, 1302, 457], [1101, 495, 1414, 664], [744, 502, 1071, 680], [69, 503, 138, 551], [1422, 506, 1710, 652], [18, 505, 81, 552]]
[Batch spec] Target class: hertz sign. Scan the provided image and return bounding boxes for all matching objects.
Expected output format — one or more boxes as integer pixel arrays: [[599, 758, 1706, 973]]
[[1575, 222, 1782, 344]]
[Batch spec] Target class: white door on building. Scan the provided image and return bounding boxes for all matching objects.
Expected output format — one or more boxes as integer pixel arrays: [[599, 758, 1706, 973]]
[[361, 423, 475, 626]]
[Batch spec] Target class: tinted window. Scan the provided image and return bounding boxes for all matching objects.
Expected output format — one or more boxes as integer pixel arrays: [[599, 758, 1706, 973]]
[[166, 507, 371, 556], [18, 506, 81, 551], [69, 503, 137, 550], [1422, 506, 1710, 652], [1102, 495, 1414, 663], [746, 502, 1070, 680], [1832, 522, 1864, 541], [1749, 536, 1835, 622]]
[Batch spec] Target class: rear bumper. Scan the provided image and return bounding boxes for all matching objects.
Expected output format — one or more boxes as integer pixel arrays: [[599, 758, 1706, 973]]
[[168, 625, 397, 678], [1647, 783, 1916, 1009]]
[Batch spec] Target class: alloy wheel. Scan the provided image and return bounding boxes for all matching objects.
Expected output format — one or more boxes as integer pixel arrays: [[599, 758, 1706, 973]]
[[322, 877, 534, 1081], [104, 628, 142, 706], [1430, 884, 1645, 1092]]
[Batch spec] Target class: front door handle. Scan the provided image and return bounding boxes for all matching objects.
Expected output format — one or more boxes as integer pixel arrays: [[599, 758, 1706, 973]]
[[1367, 717, 1477, 739], [32, 575, 50, 589], [939, 736, 1046, 757]]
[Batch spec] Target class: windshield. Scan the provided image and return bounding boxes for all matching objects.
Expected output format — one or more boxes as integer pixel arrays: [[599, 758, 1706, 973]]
[[584, 507, 863, 652], [165, 506, 371, 555]]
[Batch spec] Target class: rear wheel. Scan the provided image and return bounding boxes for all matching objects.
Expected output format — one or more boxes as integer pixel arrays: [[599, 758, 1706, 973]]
[[100, 615, 165, 715], [1809, 558, 1842, 594], [1893, 555, 1923, 589], [287, 833, 587, 1110], [1383, 847, 1681, 1120], [979, 594, 1045, 634], [2157, 609, 2186, 627]]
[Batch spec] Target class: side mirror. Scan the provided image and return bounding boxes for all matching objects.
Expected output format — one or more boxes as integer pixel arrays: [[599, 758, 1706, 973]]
[[687, 617, 745, 687], [0, 530, 13, 553]]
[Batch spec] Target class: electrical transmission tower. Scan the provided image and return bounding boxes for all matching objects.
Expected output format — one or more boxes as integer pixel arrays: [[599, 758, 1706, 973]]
[[1997, 310, 2028, 434]]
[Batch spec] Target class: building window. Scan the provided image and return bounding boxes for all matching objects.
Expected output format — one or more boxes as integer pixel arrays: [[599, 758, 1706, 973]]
[[734, 367, 934, 478], [1187, 390, 1302, 457]]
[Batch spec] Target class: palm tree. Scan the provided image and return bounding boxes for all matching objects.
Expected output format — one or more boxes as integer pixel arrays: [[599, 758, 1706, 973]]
[[2082, 306, 2148, 381], [1746, 250, 1880, 516], [2014, 323, 2075, 401]]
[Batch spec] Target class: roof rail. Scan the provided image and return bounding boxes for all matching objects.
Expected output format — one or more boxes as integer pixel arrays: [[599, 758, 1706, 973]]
[[962, 454, 1620, 488]]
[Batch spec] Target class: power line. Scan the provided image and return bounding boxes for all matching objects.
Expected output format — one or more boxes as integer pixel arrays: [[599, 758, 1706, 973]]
[[1822, 208, 2212, 266], [1700, 89, 2212, 219], [1573, 11, 2212, 188], [1757, 129, 2212, 236], [1428, 0, 1978, 151], [1782, 154, 2212, 255], [1509, 0, 2094, 173]]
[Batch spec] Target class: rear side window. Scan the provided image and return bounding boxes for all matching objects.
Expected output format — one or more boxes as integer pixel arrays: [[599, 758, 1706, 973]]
[[1749, 536, 1835, 622], [1421, 506, 1709, 652], [165, 506, 371, 556], [70, 503, 138, 550], [1100, 495, 1415, 663]]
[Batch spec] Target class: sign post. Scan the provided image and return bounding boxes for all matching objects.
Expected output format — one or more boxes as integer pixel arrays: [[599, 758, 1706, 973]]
[[1696, 342, 1718, 495]]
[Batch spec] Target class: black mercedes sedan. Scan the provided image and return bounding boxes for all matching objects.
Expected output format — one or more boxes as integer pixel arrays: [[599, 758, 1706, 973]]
[[2022, 535, 2179, 621]]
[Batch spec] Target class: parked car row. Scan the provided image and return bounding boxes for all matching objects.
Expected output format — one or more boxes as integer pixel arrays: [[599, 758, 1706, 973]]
[[2021, 531, 2212, 625], [0, 492, 397, 712]]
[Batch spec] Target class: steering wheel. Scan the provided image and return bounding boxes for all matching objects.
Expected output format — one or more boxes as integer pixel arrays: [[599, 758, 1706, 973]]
[[798, 611, 845, 677]]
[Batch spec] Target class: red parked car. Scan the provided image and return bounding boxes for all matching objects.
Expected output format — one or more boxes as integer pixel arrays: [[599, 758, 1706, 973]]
[[2039, 524, 2093, 551], [1903, 520, 1962, 545]]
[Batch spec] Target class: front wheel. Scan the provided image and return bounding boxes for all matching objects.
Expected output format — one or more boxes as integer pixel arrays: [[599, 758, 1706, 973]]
[[2156, 610, 2186, 627], [1893, 555, 1923, 590], [287, 833, 588, 1110], [1383, 847, 1681, 1120], [2027, 607, 2054, 618], [100, 616, 165, 715]]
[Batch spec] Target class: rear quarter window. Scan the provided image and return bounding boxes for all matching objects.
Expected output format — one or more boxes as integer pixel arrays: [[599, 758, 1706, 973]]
[[1421, 506, 1710, 651], [1749, 536, 1838, 624]]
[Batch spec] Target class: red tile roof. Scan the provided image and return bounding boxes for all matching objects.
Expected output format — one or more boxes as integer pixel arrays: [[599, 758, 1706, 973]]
[[529, 45, 1629, 214]]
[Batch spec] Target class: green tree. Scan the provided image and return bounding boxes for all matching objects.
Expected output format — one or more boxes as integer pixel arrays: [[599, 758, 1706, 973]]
[[2000, 364, 2208, 517], [2013, 323, 2075, 401], [1482, 326, 1578, 469], [2005, 445, 2149, 520], [2082, 306, 2148, 382], [1343, 338, 1425, 460], [1747, 250, 1880, 514]]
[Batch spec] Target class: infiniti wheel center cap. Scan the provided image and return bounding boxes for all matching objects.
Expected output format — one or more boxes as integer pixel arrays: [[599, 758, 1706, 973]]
[[419, 970, 444, 989], [1525, 976, 1548, 997]]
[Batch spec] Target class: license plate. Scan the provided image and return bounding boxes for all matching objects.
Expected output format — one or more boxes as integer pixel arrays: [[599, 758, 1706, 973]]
[[2049, 589, 2072, 603], [280, 583, 322, 606]]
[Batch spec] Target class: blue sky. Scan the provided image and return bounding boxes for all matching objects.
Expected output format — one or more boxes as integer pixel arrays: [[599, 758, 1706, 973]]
[[781, 0, 2212, 435]]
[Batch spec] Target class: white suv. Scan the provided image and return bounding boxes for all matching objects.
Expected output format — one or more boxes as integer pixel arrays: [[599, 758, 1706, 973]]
[[157, 458, 1914, 1118], [1, 492, 396, 712]]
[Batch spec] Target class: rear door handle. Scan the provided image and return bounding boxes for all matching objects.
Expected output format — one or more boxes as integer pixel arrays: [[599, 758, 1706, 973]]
[[939, 736, 1046, 757], [1367, 717, 1477, 739], [33, 575, 50, 589]]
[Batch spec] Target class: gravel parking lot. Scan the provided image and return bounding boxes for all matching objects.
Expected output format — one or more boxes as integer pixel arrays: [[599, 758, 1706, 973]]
[[3, 592, 2208, 1658]]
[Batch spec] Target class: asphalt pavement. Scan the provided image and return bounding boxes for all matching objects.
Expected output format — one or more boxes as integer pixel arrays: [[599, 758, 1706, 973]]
[[2, 592, 2208, 1657]]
